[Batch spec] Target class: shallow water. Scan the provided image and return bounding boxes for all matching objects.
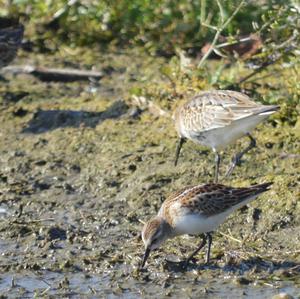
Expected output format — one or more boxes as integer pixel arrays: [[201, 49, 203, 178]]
[[0, 270, 299, 298]]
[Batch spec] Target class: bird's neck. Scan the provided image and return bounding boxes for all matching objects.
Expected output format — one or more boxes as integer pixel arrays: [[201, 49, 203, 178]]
[[156, 216, 175, 239]]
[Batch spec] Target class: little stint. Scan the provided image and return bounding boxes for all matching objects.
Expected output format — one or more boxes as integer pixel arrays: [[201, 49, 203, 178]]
[[141, 182, 272, 268], [173, 90, 279, 182]]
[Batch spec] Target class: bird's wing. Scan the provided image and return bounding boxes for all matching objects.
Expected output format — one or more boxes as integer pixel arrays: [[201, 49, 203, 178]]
[[184, 90, 272, 132], [179, 183, 272, 217]]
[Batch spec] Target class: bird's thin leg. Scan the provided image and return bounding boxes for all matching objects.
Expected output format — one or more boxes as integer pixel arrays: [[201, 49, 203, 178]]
[[174, 137, 186, 166], [214, 152, 221, 183], [205, 233, 213, 264], [225, 133, 256, 177], [183, 234, 207, 268]]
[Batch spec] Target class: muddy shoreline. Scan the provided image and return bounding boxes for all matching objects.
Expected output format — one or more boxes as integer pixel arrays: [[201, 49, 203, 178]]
[[0, 48, 299, 297]]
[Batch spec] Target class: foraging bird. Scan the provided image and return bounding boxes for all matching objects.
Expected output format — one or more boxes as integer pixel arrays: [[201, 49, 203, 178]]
[[0, 24, 24, 68], [141, 182, 272, 269], [173, 90, 279, 182]]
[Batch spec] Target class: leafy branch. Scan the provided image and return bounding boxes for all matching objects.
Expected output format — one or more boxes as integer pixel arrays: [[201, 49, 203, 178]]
[[198, 0, 245, 68]]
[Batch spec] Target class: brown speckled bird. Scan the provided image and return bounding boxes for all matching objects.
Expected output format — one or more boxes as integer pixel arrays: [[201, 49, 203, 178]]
[[141, 182, 272, 269], [173, 90, 279, 182]]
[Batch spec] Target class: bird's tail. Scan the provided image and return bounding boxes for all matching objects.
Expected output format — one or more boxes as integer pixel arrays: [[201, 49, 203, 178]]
[[236, 182, 273, 199], [256, 105, 280, 116]]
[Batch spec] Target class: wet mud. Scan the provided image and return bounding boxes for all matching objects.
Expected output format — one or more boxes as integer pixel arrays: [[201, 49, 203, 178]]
[[0, 47, 299, 298]]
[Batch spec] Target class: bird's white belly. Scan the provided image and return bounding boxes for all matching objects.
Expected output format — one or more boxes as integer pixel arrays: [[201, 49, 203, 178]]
[[173, 211, 230, 235], [185, 113, 269, 150]]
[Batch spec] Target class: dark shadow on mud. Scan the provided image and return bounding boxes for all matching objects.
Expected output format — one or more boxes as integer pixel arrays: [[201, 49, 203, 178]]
[[165, 257, 300, 275], [22, 100, 128, 133]]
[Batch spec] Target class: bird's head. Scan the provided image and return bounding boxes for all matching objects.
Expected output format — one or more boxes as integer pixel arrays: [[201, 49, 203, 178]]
[[140, 216, 171, 268]]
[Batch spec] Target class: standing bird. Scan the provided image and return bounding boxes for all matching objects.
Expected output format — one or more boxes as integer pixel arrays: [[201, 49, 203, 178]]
[[173, 90, 279, 182], [0, 23, 24, 68], [141, 182, 272, 269]]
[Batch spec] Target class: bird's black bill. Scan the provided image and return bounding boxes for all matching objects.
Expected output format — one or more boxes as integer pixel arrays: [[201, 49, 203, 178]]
[[174, 138, 186, 166], [141, 248, 151, 268]]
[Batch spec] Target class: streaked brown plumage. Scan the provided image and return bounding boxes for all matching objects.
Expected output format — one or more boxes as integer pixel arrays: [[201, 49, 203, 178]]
[[141, 182, 272, 268], [161, 183, 271, 219]]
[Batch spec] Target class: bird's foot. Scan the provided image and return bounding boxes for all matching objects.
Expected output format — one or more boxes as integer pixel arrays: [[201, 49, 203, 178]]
[[181, 257, 198, 270]]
